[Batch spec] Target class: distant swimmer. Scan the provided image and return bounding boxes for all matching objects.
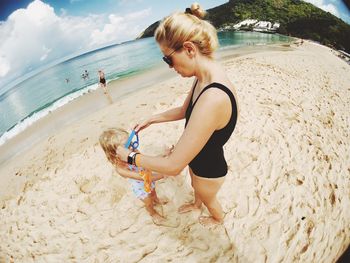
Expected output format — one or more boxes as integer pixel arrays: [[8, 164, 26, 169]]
[[84, 70, 89, 79], [98, 69, 112, 104], [81, 70, 89, 80], [65, 78, 69, 83]]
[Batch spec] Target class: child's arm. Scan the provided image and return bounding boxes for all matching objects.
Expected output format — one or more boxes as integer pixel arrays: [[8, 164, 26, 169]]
[[116, 165, 167, 182], [115, 165, 144, 181], [151, 172, 167, 182], [116, 166, 170, 181], [115, 154, 168, 181]]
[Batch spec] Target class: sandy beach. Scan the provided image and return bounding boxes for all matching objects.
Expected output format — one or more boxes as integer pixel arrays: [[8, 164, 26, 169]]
[[0, 40, 349, 262]]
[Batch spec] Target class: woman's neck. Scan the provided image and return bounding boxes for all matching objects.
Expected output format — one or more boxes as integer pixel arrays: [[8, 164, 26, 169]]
[[195, 56, 219, 88]]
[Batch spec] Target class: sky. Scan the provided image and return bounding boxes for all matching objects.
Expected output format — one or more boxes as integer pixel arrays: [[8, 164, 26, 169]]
[[0, 0, 349, 89], [0, 0, 228, 89], [304, 0, 350, 23]]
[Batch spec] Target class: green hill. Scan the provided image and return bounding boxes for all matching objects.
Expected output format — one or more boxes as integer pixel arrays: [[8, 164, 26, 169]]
[[138, 0, 350, 53]]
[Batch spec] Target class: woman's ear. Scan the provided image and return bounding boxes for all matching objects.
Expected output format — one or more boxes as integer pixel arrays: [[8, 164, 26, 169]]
[[183, 41, 197, 57]]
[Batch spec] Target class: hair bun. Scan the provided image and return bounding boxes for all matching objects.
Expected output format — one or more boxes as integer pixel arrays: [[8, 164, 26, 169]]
[[189, 2, 206, 19]]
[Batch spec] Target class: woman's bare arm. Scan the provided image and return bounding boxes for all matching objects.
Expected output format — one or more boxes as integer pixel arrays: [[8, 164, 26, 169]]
[[135, 80, 197, 133], [134, 88, 232, 175]]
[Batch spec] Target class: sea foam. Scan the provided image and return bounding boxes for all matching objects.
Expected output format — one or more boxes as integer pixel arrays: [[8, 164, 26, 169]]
[[0, 83, 99, 146]]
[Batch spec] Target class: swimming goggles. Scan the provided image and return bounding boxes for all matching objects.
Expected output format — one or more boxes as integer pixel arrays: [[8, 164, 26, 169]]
[[124, 130, 139, 150]]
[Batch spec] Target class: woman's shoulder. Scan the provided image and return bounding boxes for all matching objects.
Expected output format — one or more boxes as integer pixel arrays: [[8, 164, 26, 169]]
[[204, 80, 236, 100], [209, 80, 239, 117], [201, 87, 231, 106], [200, 81, 237, 112]]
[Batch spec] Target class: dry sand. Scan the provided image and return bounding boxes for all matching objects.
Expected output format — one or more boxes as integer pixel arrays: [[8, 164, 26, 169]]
[[0, 41, 349, 262]]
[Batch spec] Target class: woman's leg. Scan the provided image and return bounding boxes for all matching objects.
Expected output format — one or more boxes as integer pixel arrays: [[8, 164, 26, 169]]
[[178, 168, 203, 213], [192, 174, 225, 226], [102, 85, 113, 104]]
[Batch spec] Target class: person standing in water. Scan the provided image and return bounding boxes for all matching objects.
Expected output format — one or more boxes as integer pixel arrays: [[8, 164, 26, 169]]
[[98, 69, 113, 104]]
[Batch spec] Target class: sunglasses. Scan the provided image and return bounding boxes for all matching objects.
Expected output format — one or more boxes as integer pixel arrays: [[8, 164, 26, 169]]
[[162, 46, 182, 66]]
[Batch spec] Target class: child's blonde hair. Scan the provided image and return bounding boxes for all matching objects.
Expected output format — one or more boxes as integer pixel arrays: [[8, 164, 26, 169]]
[[155, 2, 218, 58], [99, 128, 128, 167]]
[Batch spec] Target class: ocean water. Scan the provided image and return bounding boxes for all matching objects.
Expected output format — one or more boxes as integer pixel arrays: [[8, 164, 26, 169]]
[[0, 32, 291, 145]]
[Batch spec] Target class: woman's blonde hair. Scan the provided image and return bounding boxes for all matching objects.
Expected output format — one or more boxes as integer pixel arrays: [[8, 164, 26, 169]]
[[99, 128, 128, 168], [155, 2, 218, 58]]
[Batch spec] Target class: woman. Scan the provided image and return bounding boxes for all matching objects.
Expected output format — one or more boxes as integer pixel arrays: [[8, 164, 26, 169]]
[[98, 69, 113, 104], [116, 3, 238, 227], [98, 70, 106, 88]]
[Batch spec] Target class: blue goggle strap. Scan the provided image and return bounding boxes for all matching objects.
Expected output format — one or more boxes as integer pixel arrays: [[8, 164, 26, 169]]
[[124, 130, 136, 149]]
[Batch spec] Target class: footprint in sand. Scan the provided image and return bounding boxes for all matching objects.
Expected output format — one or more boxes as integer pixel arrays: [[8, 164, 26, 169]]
[[153, 216, 180, 228], [76, 176, 99, 194]]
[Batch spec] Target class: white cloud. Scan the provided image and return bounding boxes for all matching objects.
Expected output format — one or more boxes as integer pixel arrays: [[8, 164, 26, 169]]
[[304, 0, 350, 24], [90, 8, 151, 46], [0, 0, 151, 87], [118, 0, 144, 6], [305, 0, 323, 5], [319, 3, 339, 16], [40, 46, 51, 61], [0, 57, 10, 77], [304, 0, 339, 17], [60, 8, 68, 16]]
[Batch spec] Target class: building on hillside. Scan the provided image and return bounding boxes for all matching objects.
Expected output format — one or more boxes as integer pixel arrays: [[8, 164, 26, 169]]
[[252, 21, 280, 33], [219, 19, 280, 33], [233, 19, 258, 30]]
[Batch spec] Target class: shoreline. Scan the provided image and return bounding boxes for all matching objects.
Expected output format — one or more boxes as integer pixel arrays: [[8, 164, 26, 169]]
[[0, 42, 294, 166], [1, 40, 349, 262]]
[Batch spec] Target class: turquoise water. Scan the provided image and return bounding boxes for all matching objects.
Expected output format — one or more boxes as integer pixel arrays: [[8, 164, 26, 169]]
[[0, 32, 291, 144]]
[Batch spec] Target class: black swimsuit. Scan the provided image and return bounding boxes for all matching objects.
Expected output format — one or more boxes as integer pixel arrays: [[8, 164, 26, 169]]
[[185, 81, 238, 178]]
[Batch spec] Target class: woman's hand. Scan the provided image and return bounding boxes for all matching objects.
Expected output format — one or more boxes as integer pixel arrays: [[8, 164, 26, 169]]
[[115, 146, 131, 163], [134, 118, 152, 133]]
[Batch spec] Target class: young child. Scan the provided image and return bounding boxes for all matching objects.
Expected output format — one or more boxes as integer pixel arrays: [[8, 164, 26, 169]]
[[99, 128, 168, 225]]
